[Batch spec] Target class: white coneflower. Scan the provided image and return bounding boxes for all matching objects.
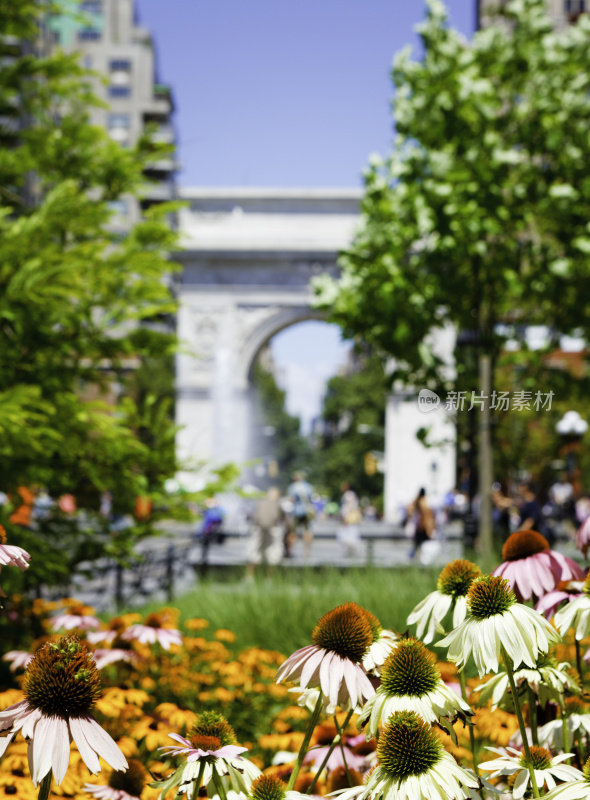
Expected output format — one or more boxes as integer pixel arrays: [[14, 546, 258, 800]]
[[276, 603, 375, 711], [0, 635, 127, 786], [154, 711, 260, 800], [360, 608, 398, 675], [0, 524, 30, 570], [554, 573, 590, 641], [543, 756, 590, 799], [538, 697, 590, 750], [478, 654, 579, 710], [335, 711, 478, 800], [479, 745, 581, 799], [438, 575, 561, 676], [359, 638, 471, 738], [407, 560, 482, 645]]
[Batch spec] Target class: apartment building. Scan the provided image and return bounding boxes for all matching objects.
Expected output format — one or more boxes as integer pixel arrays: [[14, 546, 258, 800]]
[[48, 0, 177, 224], [478, 0, 587, 28]]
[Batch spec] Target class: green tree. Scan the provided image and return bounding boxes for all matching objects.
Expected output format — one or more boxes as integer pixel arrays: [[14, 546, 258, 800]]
[[314, 0, 590, 553], [312, 349, 387, 505], [0, 1, 185, 586], [250, 359, 312, 490]]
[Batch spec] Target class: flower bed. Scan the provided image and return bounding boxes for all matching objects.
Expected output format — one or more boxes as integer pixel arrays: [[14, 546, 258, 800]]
[[0, 526, 590, 799]]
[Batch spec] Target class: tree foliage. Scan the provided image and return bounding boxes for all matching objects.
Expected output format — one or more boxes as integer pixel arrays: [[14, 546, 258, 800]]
[[0, 1, 186, 585], [315, 0, 590, 392], [311, 350, 387, 504], [250, 359, 312, 490]]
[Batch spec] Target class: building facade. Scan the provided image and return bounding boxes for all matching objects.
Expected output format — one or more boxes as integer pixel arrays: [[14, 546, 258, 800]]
[[478, 0, 587, 28], [48, 0, 177, 224]]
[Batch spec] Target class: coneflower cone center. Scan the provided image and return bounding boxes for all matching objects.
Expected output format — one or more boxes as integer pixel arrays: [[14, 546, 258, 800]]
[[251, 774, 287, 800], [312, 603, 373, 662], [583, 756, 590, 782], [191, 734, 222, 751], [522, 746, 552, 770], [0, 525, 6, 544], [380, 639, 439, 697], [191, 711, 236, 747], [109, 759, 145, 795], [361, 608, 383, 643], [24, 636, 101, 718], [377, 711, 442, 779], [502, 530, 549, 561], [467, 576, 516, 619], [584, 573, 590, 598], [437, 559, 482, 597]]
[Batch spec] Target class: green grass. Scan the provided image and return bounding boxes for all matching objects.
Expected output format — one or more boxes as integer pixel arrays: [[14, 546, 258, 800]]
[[138, 566, 441, 654]]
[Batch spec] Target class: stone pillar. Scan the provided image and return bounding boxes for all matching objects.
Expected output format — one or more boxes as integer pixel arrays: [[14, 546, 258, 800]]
[[383, 392, 456, 522]]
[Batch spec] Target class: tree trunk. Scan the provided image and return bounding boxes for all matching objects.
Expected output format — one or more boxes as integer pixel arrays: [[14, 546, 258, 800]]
[[477, 352, 494, 559]]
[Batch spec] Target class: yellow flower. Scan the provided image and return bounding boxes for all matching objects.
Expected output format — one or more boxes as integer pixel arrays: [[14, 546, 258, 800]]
[[0, 689, 24, 710], [215, 628, 236, 643], [185, 617, 209, 630], [154, 702, 197, 730]]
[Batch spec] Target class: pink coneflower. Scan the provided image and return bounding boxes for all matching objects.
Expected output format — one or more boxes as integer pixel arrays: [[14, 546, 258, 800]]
[[0, 635, 127, 786], [0, 524, 30, 570], [85, 758, 146, 800], [87, 630, 118, 645], [304, 723, 366, 773], [121, 611, 182, 650], [577, 517, 590, 558], [2, 650, 34, 672], [276, 603, 376, 711], [51, 602, 100, 632], [535, 580, 585, 619], [493, 530, 583, 602], [92, 649, 137, 670], [155, 711, 260, 799]]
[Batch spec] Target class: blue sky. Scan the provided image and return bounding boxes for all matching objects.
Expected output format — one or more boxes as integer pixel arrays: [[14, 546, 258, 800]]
[[135, 0, 475, 429], [136, 0, 475, 187]]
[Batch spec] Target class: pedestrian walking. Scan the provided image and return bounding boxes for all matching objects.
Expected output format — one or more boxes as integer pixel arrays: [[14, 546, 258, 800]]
[[286, 471, 314, 559], [406, 487, 436, 562], [246, 487, 285, 578]]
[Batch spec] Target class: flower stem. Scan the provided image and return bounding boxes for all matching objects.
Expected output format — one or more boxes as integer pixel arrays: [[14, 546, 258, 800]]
[[212, 769, 229, 800], [306, 708, 354, 794], [575, 639, 584, 686], [38, 772, 52, 800], [287, 691, 324, 792], [527, 685, 538, 746], [195, 760, 207, 796], [334, 710, 354, 787], [459, 667, 479, 774], [501, 647, 540, 799], [560, 700, 570, 754]]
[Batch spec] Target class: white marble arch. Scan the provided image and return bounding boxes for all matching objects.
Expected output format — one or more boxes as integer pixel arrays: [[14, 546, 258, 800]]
[[174, 188, 360, 476], [174, 188, 455, 517]]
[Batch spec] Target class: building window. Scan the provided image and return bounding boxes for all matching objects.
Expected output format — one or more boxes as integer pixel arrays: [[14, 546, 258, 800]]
[[108, 86, 131, 98], [78, 29, 101, 41], [110, 59, 131, 71], [108, 113, 130, 128], [80, 1, 103, 12], [108, 113, 131, 146]]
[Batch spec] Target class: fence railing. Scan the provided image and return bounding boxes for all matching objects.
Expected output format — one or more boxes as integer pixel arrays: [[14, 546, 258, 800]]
[[54, 520, 466, 612]]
